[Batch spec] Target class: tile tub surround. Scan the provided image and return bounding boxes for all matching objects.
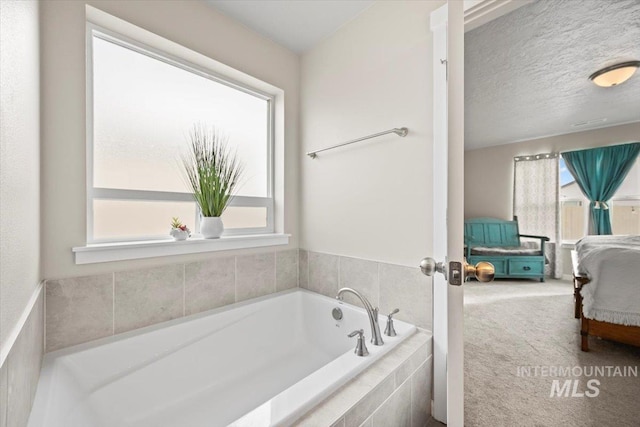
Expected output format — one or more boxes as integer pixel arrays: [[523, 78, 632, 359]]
[[300, 251, 432, 330], [295, 331, 432, 427], [44, 249, 298, 352], [1, 288, 44, 427]]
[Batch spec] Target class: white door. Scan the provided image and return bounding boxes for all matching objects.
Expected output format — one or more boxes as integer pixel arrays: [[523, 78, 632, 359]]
[[427, 1, 466, 425], [428, 1, 526, 425]]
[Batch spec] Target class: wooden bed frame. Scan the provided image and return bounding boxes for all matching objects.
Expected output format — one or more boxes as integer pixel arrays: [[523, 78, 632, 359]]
[[571, 250, 640, 351]]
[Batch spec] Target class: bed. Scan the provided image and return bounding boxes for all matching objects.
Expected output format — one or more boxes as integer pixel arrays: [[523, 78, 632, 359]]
[[571, 235, 640, 351]]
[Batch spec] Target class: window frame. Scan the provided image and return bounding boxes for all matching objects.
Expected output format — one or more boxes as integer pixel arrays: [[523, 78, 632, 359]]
[[559, 197, 589, 244], [560, 196, 640, 244], [86, 25, 275, 244]]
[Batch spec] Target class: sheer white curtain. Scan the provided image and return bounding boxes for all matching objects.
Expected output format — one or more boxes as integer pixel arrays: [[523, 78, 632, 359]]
[[513, 154, 562, 279]]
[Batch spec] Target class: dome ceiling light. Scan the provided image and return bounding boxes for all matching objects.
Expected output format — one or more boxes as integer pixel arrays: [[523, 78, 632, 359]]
[[589, 61, 640, 87]]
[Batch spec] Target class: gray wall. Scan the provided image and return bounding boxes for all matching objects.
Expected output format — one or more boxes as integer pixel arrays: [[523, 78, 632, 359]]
[[300, 0, 445, 268], [0, 0, 41, 363], [1, 2, 43, 425], [464, 121, 640, 277], [464, 121, 640, 220]]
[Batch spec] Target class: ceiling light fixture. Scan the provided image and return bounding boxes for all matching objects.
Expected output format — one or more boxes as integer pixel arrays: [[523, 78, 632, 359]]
[[589, 61, 640, 87]]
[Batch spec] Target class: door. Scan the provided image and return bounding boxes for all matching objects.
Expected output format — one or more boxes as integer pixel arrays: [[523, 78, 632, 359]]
[[428, 1, 519, 425], [428, 2, 465, 425]]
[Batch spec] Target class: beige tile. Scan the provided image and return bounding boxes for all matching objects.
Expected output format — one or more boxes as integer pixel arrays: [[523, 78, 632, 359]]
[[236, 252, 276, 302], [29, 291, 44, 394], [6, 340, 31, 427], [371, 378, 411, 427], [294, 332, 431, 427], [294, 408, 343, 427], [411, 359, 433, 427], [308, 252, 340, 298], [332, 418, 346, 427], [114, 265, 183, 334], [185, 257, 235, 315], [339, 257, 379, 308], [344, 373, 395, 427], [361, 332, 430, 385], [6, 293, 43, 427], [46, 275, 113, 351], [276, 249, 298, 291], [395, 342, 430, 385], [379, 264, 431, 329], [0, 359, 6, 427], [299, 249, 309, 289]]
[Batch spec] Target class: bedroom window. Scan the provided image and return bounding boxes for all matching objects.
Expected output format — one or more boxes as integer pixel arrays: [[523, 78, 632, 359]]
[[560, 156, 640, 241], [610, 200, 640, 234], [87, 27, 274, 243]]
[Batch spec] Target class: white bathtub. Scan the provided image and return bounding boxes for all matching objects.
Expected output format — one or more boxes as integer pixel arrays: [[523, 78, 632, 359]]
[[29, 289, 416, 427]]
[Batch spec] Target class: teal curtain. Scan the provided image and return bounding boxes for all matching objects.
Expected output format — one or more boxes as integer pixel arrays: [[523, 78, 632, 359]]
[[562, 142, 640, 235]]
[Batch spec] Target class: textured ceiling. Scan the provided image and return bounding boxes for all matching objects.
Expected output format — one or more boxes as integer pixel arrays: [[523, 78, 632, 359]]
[[206, 0, 374, 53], [465, 0, 640, 150]]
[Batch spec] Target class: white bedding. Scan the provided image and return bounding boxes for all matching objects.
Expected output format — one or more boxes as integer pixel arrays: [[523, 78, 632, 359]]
[[576, 235, 640, 326]]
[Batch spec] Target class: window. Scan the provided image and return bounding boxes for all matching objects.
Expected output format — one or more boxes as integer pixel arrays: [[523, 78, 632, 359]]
[[560, 156, 640, 241], [611, 200, 640, 234], [87, 27, 274, 243]]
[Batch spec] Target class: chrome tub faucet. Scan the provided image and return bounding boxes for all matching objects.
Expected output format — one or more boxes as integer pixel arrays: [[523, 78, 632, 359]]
[[336, 287, 384, 346]]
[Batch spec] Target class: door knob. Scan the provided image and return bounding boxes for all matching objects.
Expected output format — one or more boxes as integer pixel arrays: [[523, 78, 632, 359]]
[[463, 261, 495, 282], [420, 257, 447, 279]]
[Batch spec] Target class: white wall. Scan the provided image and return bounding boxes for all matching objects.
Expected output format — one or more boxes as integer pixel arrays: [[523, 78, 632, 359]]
[[300, 0, 444, 267], [464, 122, 640, 220], [0, 0, 41, 356], [40, 0, 300, 279]]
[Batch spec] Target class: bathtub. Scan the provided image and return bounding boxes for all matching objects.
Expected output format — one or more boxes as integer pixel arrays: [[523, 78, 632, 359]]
[[28, 289, 416, 427]]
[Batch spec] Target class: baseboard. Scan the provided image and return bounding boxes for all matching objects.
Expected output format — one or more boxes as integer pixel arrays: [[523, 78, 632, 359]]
[[0, 281, 44, 367]]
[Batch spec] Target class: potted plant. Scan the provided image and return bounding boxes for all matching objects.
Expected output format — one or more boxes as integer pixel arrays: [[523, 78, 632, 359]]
[[182, 125, 244, 239], [169, 217, 190, 241]]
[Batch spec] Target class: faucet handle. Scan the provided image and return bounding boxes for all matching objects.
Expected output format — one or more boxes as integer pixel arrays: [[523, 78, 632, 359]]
[[348, 329, 369, 356], [384, 309, 400, 337], [348, 329, 364, 338]]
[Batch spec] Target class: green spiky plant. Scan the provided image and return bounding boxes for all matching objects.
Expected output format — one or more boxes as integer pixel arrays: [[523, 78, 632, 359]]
[[170, 217, 183, 229], [181, 125, 244, 218]]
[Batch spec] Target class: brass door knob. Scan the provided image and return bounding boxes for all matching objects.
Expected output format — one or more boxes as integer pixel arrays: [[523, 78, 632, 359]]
[[464, 261, 495, 282]]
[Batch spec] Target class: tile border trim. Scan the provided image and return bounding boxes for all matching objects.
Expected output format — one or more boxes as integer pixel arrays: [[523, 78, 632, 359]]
[[0, 281, 44, 367]]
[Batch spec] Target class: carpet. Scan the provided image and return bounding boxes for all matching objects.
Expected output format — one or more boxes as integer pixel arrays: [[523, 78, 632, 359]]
[[464, 279, 640, 427]]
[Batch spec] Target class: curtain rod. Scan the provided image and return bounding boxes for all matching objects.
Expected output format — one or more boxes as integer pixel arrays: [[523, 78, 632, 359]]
[[514, 152, 558, 162]]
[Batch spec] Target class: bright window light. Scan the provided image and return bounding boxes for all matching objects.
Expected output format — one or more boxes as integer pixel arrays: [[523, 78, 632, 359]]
[[88, 28, 274, 243]]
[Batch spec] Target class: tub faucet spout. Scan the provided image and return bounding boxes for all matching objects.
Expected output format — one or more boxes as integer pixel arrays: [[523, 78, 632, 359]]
[[336, 287, 384, 346]]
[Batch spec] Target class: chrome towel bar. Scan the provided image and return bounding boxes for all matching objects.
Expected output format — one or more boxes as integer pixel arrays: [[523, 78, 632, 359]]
[[306, 127, 409, 159]]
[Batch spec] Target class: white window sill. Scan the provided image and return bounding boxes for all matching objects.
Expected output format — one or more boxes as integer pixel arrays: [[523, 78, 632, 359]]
[[72, 233, 290, 264]]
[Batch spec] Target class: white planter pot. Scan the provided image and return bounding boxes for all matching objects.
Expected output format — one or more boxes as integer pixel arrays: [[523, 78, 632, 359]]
[[170, 228, 189, 241], [200, 217, 224, 239]]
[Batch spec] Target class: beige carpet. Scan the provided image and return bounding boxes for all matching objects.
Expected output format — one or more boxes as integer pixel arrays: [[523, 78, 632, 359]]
[[464, 279, 640, 427]]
